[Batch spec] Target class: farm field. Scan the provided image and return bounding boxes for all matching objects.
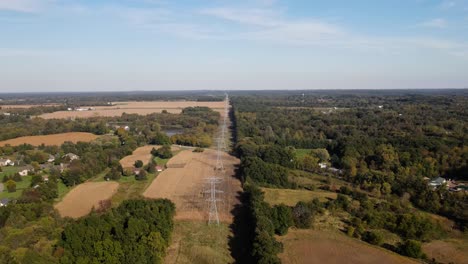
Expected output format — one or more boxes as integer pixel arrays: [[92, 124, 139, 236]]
[[39, 101, 226, 119], [164, 220, 234, 264], [262, 187, 337, 206], [143, 149, 241, 223], [119, 145, 181, 168], [277, 228, 419, 264], [0, 132, 98, 146], [54, 181, 119, 218]]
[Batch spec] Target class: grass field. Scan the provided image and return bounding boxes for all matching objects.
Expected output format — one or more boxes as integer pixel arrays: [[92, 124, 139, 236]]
[[0, 175, 32, 199], [110, 173, 157, 207], [0, 132, 98, 146], [295, 149, 312, 159], [277, 228, 419, 264], [165, 220, 234, 264], [262, 187, 337, 206]]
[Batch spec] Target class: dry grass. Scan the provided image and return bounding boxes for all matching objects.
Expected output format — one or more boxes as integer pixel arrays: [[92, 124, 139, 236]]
[[164, 220, 234, 264], [278, 228, 419, 264], [0, 132, 99, 146], [54, 181, 119, 218], [262, 188, 337, 206], [39, 101, 226, 119], [143, 149, 241, 223], [422, 239, 468, 264]]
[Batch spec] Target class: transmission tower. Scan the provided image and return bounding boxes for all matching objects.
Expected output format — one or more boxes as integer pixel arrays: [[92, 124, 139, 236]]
[[206, 93, 229, 225]]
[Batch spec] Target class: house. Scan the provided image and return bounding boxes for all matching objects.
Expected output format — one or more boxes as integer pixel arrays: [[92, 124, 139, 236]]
[[156, 166, 163, 172], [0, 198, 10, 207], [319, 162, 328, 169], [133, 168, 141, 175], [47, 155, 55, 163], [428, 177, 446, 187], [63, 153, 79, 161], [0, 158, 14, 166], [378, 105, 384, 109], [18, 169, 30, 176]]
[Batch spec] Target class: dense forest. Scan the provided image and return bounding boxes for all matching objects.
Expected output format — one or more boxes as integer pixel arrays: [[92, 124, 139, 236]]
[[231, 91, 467, 262]]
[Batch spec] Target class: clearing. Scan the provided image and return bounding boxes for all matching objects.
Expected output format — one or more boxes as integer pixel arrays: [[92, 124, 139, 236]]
[[164, 220, 234, 264], [423, 239, 468, 264], [143, 149, 241, 223], [54, 181, 119, 218], [39, 101, 226, 119], [262, 187, 337, 206], [278, 228, 419, 264], [0, 132, 98, 146], [119, 145, 180, 169]]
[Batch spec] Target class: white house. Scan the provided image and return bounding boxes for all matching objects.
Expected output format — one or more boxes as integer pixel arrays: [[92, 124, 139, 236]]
[[47, 155, 55, 163], [0, 158, 14, 166], [428, 177, 446, 187], [319, 162, 328, 169], [63, 153, 79, 161], [18, 169, 30, 176]]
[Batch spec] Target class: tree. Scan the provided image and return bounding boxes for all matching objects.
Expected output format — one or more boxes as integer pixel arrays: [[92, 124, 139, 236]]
[[136, 170, 147, 181], [310, 148, 330, 162], [272, 205, 293, 235], [399, 240, 424, 258], [5, 180, 16, 193], [292, 201, 312, 228], [134, 160, 144, 168]]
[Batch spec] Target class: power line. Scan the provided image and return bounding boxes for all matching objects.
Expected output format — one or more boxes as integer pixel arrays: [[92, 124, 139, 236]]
[[206, 93, 229, 225]]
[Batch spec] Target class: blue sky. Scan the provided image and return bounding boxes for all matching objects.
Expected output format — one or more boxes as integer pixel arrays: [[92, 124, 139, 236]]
[[1, 0, 468, 92]]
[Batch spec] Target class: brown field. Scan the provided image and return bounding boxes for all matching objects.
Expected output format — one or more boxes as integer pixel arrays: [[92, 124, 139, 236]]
[[278, 228, 419, 264], [119, 145, 181, 168], [55, 181, 119, 218], [0, 132, 99, 146], [39, 101, 226, 119], [143, 149, 241, 223], [423, 239, 468, 264], [262, 187, 337, 206]]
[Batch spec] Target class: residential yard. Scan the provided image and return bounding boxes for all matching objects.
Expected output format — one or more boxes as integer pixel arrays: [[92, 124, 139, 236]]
[[164, 220, 234, 264], [0, 167, 30, 199], [262, 187, 337, 206]]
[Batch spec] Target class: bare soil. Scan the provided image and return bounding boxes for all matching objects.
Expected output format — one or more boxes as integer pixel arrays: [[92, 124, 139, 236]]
[[143, 149, 241, 223], [278, 228, 419, 264], [0, 132, 99, 146], [54, 181, 119, 218], [39, 101, 226, 119]]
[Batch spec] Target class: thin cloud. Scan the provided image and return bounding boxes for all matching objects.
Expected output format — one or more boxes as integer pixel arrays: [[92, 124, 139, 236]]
[[418, 18, 448, 28], [0, 0, 54, 13]]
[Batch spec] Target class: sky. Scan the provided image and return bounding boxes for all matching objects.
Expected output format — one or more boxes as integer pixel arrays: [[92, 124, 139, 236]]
[[0, 0, 468, 92]]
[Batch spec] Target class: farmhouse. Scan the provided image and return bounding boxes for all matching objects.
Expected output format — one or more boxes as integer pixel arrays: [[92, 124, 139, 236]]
[[0, 158, 14, 166], [156, 166, 163, 172], [18, 167, 32, 176]]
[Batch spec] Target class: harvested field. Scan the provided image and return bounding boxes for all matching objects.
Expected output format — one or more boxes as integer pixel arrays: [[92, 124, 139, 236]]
[[0, 132, 99, 146], [278, 229, 419, 264], [119, 145, 180, 168], [423, 239, 468, 264], [39, 101, 226, 119], [262, 188, 337, 206], [55, 181, 119, 218], [143, 149, 241, 223]]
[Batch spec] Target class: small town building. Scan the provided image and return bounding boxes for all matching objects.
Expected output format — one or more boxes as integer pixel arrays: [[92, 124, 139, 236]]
[[63, 153, 80, 161], [428, 177, 446, 187], [0, 158, 14, 166], [156, 166, 163, 172]]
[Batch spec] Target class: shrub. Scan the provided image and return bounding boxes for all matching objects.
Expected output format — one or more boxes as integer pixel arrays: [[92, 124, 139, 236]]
[[134, 160, 143, 168], [398, 240, 424, 259], [363, 230, 384, 246], [5, 180, 16, 193]]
